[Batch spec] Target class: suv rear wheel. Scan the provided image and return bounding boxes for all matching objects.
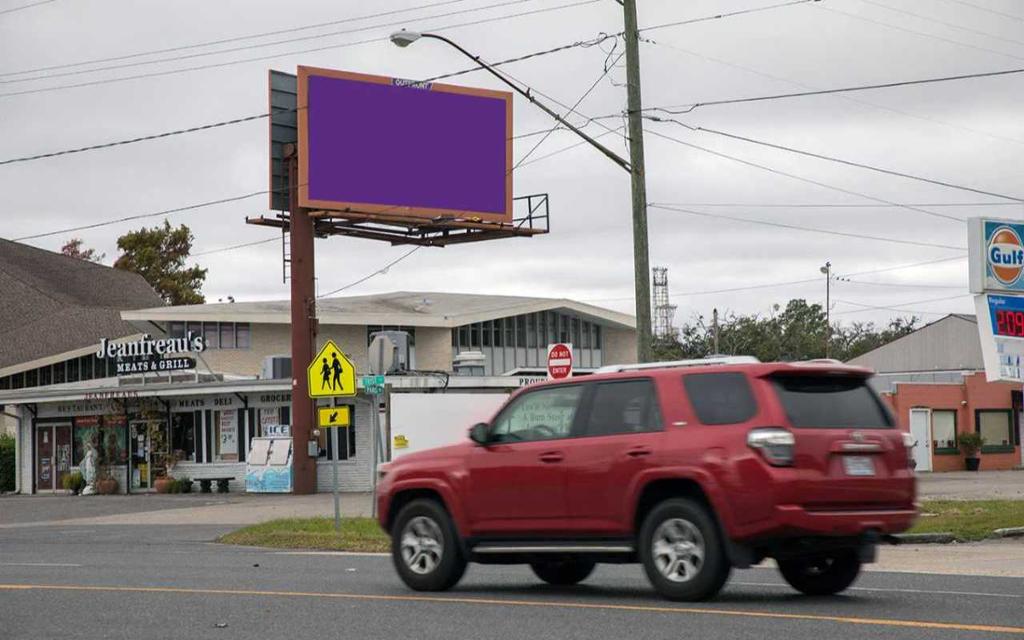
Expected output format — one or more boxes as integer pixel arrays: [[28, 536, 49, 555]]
[[777, 551, 861, 596], [391, 499, 467, 591], [639, 498, 730, 601], [530, 559, 596, 585]]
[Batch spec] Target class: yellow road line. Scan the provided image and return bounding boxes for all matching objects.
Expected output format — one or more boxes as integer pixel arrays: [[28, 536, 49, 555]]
[[2, 583, 1022, 635]]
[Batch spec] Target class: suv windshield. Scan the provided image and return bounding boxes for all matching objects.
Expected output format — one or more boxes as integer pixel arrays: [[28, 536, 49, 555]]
[[772, 375, 892, 428]]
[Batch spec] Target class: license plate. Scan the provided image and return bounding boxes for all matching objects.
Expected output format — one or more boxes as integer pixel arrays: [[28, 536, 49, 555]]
[[843, 455, 875, 477]]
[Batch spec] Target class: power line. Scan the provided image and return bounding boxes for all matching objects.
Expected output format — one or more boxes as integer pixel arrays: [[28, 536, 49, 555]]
[[834, 293, 971, 315], [0, 0, 601, 99], [942, 0, 1024, 23], [1, 34, 616, 165], [836, 278, 963, 289], [639, 0, 815, 33], [641, 65, 1024, 113], [859, 0, 1024, 51], [644, 126, 966, 223], [12, 191, 269, 241], [817, 3, 1024, 63], [318, 247, 422, 298], [651, 201, 1023, 208], [1, 0, 537, 86], [647, 117, 1023, 202], [0, 0, 54, 16], [639, 37, 1024, 147], [192, 237, 278, 257], [648, 203, 967, 250], [0, 111, 281, 166], [0, 0, 472, 78], [840, 254, 967, 278]]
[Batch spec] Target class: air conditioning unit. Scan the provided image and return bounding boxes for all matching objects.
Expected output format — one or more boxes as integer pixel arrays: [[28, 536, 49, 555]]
[[453, 350, 486, 376], [368, 331, 412, 374], [260, 355, 292, 380]]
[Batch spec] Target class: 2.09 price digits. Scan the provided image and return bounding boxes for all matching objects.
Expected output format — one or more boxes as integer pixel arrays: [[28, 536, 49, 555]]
[[996, 309, 1024, 337]]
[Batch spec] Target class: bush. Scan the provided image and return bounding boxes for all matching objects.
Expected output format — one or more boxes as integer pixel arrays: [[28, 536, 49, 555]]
[[62, 470, 85, 494], [177, 476, 192, 494], [0, 434, 15, 492], [168, 478, 182, 494], [957, 432, 985, 457]]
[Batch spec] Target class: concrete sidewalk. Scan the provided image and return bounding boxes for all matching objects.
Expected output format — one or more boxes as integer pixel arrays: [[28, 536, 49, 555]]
[[918, 469, 1024, 500]]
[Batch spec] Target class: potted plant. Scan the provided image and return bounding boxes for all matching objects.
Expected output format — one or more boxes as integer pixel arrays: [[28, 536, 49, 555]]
[[96, 463, 120, 495], [177, 476, 193, 494], [153, 449, 180, 493], [62, 471, 85, 495], [957, 432, 985, 471]]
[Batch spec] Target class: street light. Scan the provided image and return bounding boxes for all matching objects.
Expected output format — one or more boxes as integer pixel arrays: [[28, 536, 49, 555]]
[[390, 28, 658, 362], [821, 261, 831, 359]]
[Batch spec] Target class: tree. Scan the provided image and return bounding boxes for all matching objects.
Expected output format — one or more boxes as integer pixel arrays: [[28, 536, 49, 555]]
[[60, 238, 104, 263], [114, 221, 207, 305], [654, 299, 919, 363]]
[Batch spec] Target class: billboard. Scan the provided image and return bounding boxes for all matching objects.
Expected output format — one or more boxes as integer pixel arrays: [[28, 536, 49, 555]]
[[969, 217, 1024, 294], [297, 66, 513, 223]]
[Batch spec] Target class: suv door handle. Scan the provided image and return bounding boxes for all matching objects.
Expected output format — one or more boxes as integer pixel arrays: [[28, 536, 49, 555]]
[[538, 451, 564, 463], [626, 447, 652, 458]]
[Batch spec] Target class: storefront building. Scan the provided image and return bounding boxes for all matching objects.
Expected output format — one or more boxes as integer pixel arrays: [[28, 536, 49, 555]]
[[849, 313, 1022, 471], [1, 281, 637, 494]]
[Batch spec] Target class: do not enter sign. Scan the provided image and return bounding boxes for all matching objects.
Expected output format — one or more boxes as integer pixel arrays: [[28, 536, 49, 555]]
[[547, 343, 573, 379]]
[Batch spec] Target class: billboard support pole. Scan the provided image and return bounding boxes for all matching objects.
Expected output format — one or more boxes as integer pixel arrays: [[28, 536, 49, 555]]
[[287, 145, 318, 495]]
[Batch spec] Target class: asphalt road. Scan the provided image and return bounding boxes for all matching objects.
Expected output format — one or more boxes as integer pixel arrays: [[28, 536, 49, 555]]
[[2, 523, 1024, 640]]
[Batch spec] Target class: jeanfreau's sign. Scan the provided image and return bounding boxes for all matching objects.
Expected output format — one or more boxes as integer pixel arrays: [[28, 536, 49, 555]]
[[97, 332, 206, 375]]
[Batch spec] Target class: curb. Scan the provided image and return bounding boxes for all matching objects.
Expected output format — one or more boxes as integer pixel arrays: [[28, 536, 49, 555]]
[[892, 532, 956, 544], [993, 526, 1024, 538]]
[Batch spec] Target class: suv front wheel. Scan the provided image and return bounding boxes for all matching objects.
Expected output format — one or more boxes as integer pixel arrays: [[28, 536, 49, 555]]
[[777, 551, 861, 596], [391, 499, 467, 591], [639, 498, 731, 601]]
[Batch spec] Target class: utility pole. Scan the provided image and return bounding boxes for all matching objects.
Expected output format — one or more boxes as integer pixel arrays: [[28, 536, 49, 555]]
[[821, 261, 832, 359], [623, 0, 653, 363], [712, 308, 720, 356]]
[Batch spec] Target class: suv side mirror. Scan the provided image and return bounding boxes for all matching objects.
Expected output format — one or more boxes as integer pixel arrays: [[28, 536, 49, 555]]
[[468, 422, 489, 445]]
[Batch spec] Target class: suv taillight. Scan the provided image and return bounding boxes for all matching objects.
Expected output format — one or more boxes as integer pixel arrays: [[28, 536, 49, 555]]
[[747, 428, 795, 467]]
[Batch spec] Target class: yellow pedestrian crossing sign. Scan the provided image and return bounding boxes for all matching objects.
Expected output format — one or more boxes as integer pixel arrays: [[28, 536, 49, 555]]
[[318, 406, 351, 428], [308, 340, 356, 398]]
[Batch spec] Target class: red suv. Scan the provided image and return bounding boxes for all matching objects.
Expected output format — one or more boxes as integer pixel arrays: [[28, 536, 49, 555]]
[[376, 357, 916, 601]]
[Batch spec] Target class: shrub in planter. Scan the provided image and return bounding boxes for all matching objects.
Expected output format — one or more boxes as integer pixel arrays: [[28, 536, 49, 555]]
[[177, 476, 193, 494], [154, 476, 175, 494], [957, 432, 985, 471], [62, 471, 86, 495], [0, 434, 15, 493], [97, 476, 119, 495]]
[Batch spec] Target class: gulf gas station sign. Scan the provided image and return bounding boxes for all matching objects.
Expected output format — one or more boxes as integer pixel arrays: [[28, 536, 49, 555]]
[[970, 218, 1024, 382]]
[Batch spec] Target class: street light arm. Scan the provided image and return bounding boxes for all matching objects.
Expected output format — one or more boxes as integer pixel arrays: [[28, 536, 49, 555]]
[[417, 33, 631, 173]]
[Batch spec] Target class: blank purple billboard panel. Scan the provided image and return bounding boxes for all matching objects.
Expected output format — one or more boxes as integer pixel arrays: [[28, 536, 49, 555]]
[[298, 67, 513, 223]]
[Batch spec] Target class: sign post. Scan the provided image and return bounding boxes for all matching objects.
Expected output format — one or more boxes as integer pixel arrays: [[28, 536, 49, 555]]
[[309, 340, 356, 531]]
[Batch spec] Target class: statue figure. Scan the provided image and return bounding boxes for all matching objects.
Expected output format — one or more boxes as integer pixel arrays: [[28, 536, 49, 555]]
[[80, 443, 98, 496]]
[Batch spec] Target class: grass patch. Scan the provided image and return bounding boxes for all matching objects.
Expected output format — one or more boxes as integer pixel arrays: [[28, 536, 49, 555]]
[[910, 500, 1024, 541], [217, 517, 389, 552]]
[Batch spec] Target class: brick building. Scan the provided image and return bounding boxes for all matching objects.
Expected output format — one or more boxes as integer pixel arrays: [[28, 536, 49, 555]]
[[849, 314, 1021, 472]]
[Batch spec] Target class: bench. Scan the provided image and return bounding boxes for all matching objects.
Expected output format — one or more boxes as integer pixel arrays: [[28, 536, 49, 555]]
[[197, 477, 235, 494]]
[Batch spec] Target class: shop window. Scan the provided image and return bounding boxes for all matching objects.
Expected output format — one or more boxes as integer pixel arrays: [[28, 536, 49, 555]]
[[236, 323, 251, 349], [594, 325, 602, 349], [458, 325, 469, 349], [321, 422, 357, 460], [39, 366, 52, 386], [79, 355, 94, 381], [24, 368, 38, 388], [494, 319, 504, 347], [548, 311, 558, 344], [932, 410, 958, 453], [505, 320, 514, 348], [527, 314, 537, 348], [582, 322, 592, 348], [11, 372, 24, 389], [482, 320, 492, 347], [977, 410, 1014, 453], [213, 410, 240, 462], [0, 376, 9, 390], [171, 413, 197, 462], [169, 321, 185, 339], [470, 323, 481, 348], [516, 316, 526, 348], [72, 416, 101, 465], [52, 362, 65, 385], [204, 322, 219, 349], [67, 358, 79, 383], [100, 417, 128, 466], [572, 317, 581, 346], [559, 315, 570, 343], [220, 323, 235, 350]]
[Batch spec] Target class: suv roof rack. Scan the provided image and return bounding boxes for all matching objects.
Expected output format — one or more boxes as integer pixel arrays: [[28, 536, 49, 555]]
[[594, 356, 760, 374]]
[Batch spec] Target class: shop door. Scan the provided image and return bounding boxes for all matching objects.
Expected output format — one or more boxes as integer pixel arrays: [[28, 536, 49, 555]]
[[35, 426, 54, 491], [130, 422, 152, 491], [35, 424, 72, 492], [909, 408, 932, 472]]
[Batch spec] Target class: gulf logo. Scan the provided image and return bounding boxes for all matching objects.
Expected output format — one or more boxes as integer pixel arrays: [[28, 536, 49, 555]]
[[989, 226, 1024, 285]]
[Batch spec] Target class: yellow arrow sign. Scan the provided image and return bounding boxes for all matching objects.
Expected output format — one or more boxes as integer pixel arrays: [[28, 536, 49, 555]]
[[318, 406, 351, 428], [307, 339, 356, 398]]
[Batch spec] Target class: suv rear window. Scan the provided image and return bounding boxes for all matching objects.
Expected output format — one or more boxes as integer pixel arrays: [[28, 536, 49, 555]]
[[772, 376, 892, 428], [683, 372, 757, 425]]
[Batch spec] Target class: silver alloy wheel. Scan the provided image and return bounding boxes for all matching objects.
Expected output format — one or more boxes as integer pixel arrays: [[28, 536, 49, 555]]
[[651, 517, 706, 583], [400, 515, 444, 575]]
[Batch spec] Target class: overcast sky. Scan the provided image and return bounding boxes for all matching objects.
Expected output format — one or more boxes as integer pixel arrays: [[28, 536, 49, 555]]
[[2, 0, 1022, 330]]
